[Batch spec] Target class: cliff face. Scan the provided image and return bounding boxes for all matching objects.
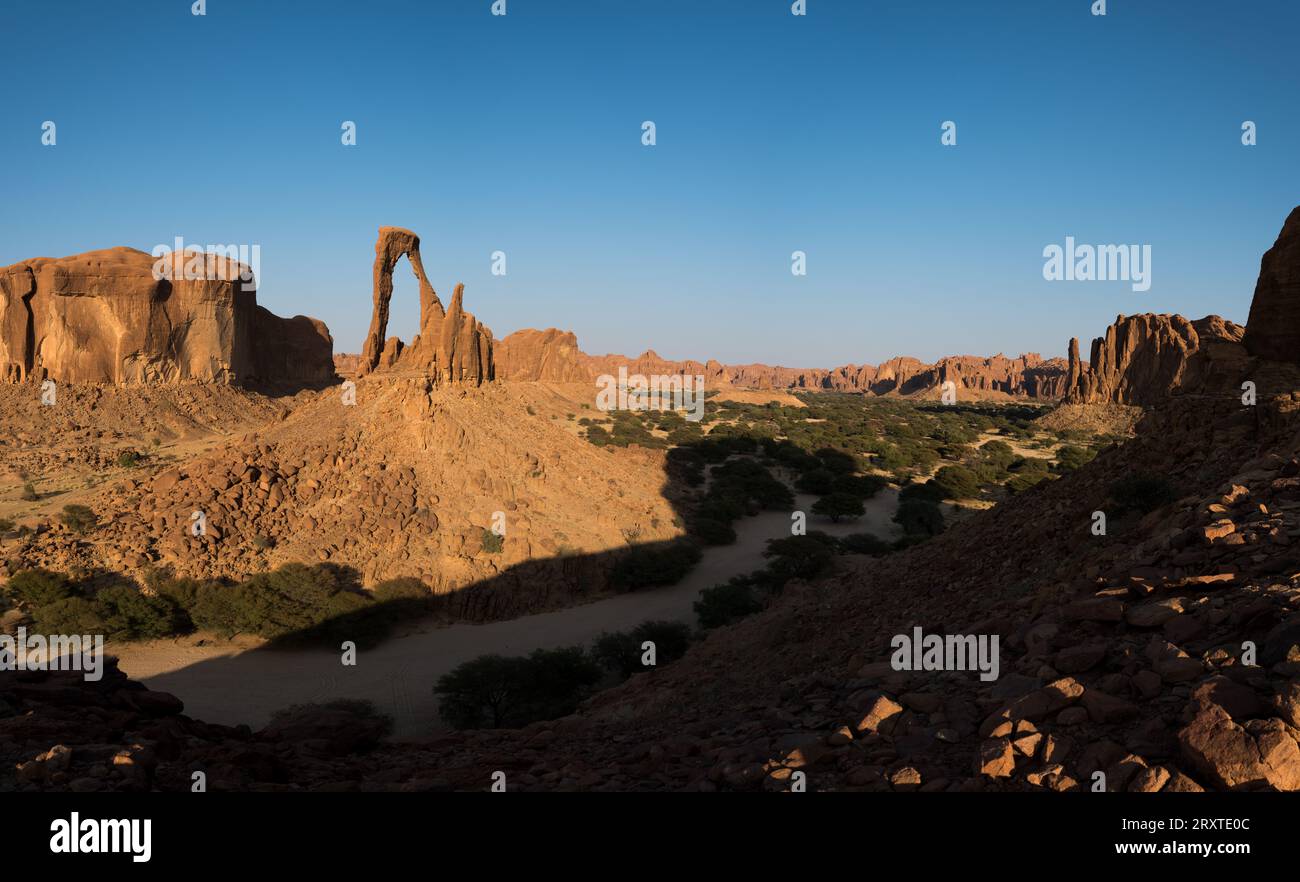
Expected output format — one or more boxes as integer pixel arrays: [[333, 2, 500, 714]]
[[0, 247, 333, 388], [358, 227, 494, 384], [1243, 206, 1300, 364], [1061, 315, 1247, 406], [495, 328, 591, 383]]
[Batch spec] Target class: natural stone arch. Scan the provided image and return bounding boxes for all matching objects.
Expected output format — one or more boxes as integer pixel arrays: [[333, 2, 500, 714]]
[[359, 226, 493, 384]]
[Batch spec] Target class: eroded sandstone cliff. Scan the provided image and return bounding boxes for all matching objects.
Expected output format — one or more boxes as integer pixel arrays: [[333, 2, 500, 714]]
[[0, 247, 333, 388]]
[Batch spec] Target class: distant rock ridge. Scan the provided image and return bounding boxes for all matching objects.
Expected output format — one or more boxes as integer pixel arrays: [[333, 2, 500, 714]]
[[495, 333, 1073, 400], [0, 247, 333, 388], [358, 227, 493, 384]]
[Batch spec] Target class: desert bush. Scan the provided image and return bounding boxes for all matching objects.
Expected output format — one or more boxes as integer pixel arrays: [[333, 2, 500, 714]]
[[20, 482, 39, 502], [689, 517, 737, 546], [435, 646, 602, 730], [1055, 444, 1095, 472], [592, 620, 692, 678], [30, 597, 107, 635], [812, 492, 865, 522], [814, 447, 858, 475], [1005, 472, 1049, 493], [116, 450, 141, 468], [764, 533, 836, 581], [895, 499, 945, 537], [610, 541, 702, 592], [4, 568, 76, 606], [795, 468, 836, 495], [831, 473, 887, 499], [372, 577, 431, 603], [184, 563, 370, 643], [58, 504, 97, 534], [837, 532, 893, 555], [899, 480, 945, 503], [932, 465, 982, 500], [94, 584, 185, 640], [695, 495, 746, 524], [694, 578, 763, 629], [481, 528, 504, 554]]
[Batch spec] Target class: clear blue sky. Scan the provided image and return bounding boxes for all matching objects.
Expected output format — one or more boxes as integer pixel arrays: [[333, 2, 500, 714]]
[[2, 0, 1297, 366]]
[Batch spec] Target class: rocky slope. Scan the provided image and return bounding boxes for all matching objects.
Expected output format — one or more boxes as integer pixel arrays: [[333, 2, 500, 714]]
[[8, 377, 683, 618], [0, 247, 333, 388]]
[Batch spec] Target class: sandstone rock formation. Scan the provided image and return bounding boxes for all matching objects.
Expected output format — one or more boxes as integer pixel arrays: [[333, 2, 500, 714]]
[[1061, 314, 1247, 406], [495, 329, 590, 383], [0, 247, 333, 388], [1243, 206, 1300, 363], [499, 333, 1071, 401], [358, 227, 493, 383]]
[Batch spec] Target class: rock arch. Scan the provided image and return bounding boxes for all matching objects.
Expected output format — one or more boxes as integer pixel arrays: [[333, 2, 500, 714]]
[[358, 226, 494, 384]]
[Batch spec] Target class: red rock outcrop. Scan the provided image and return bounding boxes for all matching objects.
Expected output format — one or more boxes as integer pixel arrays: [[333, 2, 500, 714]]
[[1061, 314, 1246, 406], [0, 247, 333, 388], [1243, 206, 1300, 364], [499, 338, 1070, 400], [495, 329, 590, 383], [357, 227, 493, 384]]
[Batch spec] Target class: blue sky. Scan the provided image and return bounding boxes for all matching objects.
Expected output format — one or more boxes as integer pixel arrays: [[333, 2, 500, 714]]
[[2, 0, 1297, 367]]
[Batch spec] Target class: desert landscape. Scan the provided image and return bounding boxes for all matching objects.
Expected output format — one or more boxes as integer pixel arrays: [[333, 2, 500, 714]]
[[5, 0, 1300, 866], [4, 211, 1300, 799]]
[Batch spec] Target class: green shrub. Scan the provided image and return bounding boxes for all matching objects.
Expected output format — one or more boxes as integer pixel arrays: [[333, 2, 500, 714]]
[[481, 528, 504, 554], [811, 492, 865, 522], [1006, 472, 1048, 493], [899, 480, 945, 503], [372, 577, 431, 603], [814, 448, 858, 474], [592, 620, 693, 678], [4, 568, 76, 606], [610, 541, 702, 592], [58, 504, 97, 534], [689, 517, 737, 546], [1055, 445, 1095, 471], [116, 450, 141, 468], [837, 532, 893, 555], [764, 533, 836, 580], [434, 646, 602, 729], [30, 597, 107, 634], [795, 468, 836, 495], [694, 578, 763, 629], [94, 584, 185, 640], [932, 466, 982, 500], [20, 482, 39, 502], [831, 473, 887, 499], [198, 563, 370, 641], [895, 499, 945, 537]]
